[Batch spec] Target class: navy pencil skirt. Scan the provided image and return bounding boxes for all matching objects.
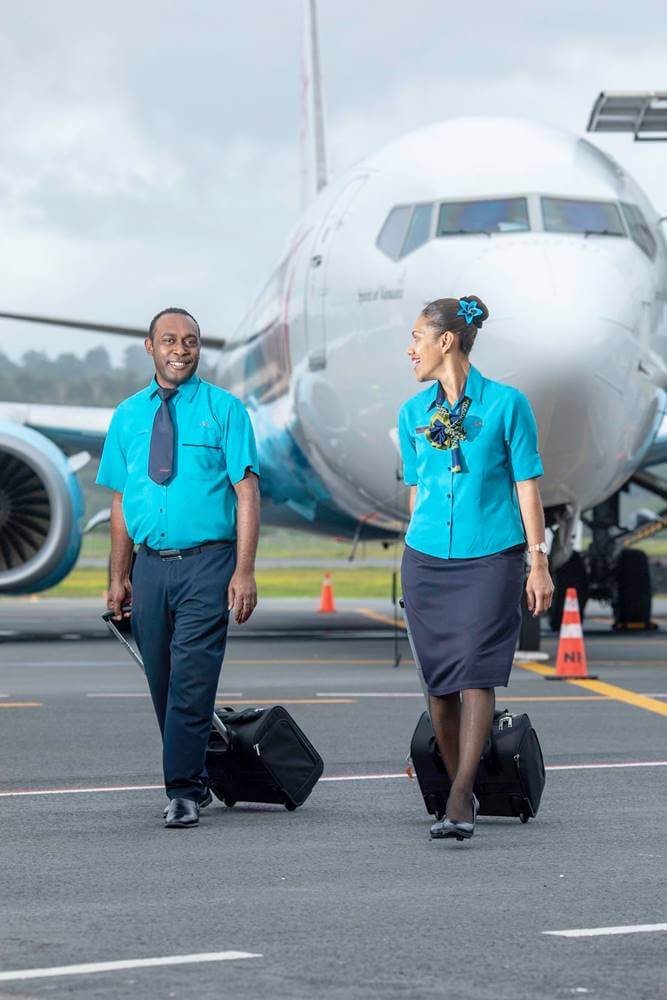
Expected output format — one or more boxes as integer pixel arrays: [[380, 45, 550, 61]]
[[401, 542, 525, 697]]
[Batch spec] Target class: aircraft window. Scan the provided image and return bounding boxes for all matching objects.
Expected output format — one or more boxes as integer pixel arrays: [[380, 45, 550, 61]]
[[377, 205, 412, 260], [436, 198, 529, 236], [620, 203, 657, 260], [541, 197, 625, 237], [401, 203, 433, 256]]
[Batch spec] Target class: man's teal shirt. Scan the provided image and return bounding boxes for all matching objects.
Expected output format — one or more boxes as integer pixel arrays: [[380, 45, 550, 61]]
[[398, 365, 543, 560], [97, 374, 259, 550]]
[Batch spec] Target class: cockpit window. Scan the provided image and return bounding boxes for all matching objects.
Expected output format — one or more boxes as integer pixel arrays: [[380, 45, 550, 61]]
[[620, 202, 657, 260], [402, 203, 433, 256], [377, 203, 434, 260], [541, 197, 625, 237], [436, 198, 530, 236], [377, 205, 412, 260]]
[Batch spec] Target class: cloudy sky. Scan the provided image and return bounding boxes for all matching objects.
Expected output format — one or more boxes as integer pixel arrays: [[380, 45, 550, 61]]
[[1, 0, 666, 362]]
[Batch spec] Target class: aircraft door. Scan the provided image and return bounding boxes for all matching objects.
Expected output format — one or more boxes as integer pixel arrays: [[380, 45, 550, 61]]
[[305, 173, 368, 371]]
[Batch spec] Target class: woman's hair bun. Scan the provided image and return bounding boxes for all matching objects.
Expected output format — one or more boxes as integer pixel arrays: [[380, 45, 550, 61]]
[[461, 294, 489, 329]]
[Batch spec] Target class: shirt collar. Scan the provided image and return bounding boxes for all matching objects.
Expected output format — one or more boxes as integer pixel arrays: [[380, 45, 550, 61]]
[[149, 373, 201, 401], [427, 365, 484, 411]]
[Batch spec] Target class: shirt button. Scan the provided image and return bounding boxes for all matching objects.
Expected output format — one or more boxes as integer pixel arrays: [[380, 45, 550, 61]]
[[160, 508, 164, 513], [446, 493, 451, 498], [160, 532, 165, 537]]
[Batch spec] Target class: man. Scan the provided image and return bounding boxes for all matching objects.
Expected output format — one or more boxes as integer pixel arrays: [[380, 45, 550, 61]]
[[97, 307, 260, 828]]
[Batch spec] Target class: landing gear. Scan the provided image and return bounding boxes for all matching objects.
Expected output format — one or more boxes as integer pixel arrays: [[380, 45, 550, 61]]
[[612, 548, 655, 630], [546, 487, 658, 633], [548, 552, 588, 633]]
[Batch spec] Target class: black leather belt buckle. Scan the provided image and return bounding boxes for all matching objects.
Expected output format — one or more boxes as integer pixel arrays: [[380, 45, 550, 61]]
[[159, 549, 183, 560]]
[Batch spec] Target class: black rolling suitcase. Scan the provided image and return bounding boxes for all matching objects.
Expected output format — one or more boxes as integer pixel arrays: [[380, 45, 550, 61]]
[[410, 708, 545, 823], [102, 611, 323, 811], [205, 706, 323, 810]]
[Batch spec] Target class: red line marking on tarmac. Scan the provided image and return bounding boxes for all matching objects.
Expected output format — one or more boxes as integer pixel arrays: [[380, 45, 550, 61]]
[[1, 761, 667, 798]]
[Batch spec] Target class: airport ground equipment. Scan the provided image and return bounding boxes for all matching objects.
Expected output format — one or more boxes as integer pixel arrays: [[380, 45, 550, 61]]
[[409, 709, 546, 825], [102, 610, 323, 811]]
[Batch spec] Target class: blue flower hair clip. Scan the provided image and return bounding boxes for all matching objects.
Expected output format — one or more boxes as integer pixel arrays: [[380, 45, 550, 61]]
[[456, 298, 484, 326]]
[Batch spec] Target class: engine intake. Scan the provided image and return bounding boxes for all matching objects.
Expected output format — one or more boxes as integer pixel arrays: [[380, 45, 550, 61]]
[[0, 424, 84, 594]]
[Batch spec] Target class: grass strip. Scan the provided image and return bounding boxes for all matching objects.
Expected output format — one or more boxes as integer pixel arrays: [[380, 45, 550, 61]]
[[31, 567, 401, 600]]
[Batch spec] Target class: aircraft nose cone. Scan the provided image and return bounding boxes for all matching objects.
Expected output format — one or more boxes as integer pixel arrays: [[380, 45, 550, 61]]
[[449, 238, 648, 511], [456, 238, 637, 342]]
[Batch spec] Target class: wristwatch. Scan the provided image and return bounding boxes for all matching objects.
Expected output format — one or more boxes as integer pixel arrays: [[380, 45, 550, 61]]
[[527, 542, 548, 555]]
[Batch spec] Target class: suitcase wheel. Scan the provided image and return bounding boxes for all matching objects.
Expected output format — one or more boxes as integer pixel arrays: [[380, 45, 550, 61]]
[[224, 798, 237, 808], [519, 812, 529, 824], [284, 801, 298, 812]]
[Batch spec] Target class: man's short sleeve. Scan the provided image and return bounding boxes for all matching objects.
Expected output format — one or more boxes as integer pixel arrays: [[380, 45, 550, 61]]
[[398, 405, 418, 486], [506, 391, 544, 482], [96, 409, 128, 493], [225, 399, 260, 485]]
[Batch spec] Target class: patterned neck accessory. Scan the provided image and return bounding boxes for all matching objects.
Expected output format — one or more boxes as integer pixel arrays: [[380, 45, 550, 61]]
[[456, 298, 484, 327], [425, 392, 471, 472]]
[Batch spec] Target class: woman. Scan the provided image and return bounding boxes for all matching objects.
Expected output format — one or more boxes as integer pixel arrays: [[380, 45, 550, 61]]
[[399, 295, 553, 841]]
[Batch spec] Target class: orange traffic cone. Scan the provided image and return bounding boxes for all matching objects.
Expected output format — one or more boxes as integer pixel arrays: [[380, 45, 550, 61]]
[[318, 572, 336, 613], [546, 587, 597, 680]]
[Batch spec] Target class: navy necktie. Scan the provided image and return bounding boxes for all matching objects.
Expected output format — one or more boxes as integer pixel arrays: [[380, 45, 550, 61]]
[[148, 387, 178, 484]]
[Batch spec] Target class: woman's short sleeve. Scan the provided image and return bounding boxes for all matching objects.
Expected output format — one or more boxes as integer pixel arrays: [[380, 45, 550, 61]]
[[505, 390, 544, 482], [398, 405, 418, 486]]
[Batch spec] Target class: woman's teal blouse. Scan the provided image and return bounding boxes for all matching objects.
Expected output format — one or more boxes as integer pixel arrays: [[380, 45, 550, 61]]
[[398, 365, 544, 559]]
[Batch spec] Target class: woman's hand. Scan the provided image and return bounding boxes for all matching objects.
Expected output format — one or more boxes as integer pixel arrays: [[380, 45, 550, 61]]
[[525, 561, 554, 617]]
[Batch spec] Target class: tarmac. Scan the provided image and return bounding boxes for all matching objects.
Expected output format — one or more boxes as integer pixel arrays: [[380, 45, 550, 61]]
[[0, 596, 666, 999]]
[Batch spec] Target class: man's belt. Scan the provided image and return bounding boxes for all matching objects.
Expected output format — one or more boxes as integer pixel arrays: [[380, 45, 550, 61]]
[[140, 540, 232, 560]]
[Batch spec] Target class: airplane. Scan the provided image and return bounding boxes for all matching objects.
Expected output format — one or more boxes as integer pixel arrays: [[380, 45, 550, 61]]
[[1, 0, 667, 645]]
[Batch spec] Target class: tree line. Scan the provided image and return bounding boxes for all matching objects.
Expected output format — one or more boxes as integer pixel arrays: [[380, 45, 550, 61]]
[[0, 345, 220, 406]]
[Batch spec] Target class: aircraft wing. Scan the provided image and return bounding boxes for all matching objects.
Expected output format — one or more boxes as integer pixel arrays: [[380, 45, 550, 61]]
[[0, 310, 227, 349], [0, 401, 112, 456]]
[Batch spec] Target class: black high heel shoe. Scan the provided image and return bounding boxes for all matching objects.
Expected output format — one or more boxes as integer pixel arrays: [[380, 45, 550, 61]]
[[430, 794, 479, 841]]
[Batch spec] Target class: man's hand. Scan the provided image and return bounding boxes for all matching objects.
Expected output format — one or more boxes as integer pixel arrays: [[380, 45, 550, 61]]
[[108, 577, 132, 621], [227, 570, 257, 625]]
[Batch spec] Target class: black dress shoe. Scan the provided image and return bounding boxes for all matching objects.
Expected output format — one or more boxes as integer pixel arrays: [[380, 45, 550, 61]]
[[163, 788, 212, 819], [164, 797, 200, 828]]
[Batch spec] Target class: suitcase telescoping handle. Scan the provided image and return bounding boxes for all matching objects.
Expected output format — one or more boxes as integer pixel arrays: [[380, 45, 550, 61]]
[[398, 599, 430, 712], [101, 608, 231, 745]]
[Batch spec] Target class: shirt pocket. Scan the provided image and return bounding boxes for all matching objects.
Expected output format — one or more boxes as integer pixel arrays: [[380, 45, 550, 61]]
[[415, 429, 449, 477], [179, 428, 224, 479], [126, 429, 150, 476]]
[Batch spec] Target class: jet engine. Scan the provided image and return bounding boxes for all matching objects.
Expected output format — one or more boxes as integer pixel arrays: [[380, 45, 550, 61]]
[[0, 424, 84, 594]]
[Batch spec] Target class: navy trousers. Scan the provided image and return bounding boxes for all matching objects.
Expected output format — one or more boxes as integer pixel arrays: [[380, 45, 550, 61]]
[[131, 542, 236, 800]]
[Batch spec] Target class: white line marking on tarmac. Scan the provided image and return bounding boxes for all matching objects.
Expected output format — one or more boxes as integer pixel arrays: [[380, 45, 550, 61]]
[[317, 692, 423, 698], [545, 760, 667, 771], [86, 693, 150, 698], [0, 950, 262, 983], [0, 783, 163, 797], [543, 924, 667, 938], [0, 662, 128, 668], [321, 773, 406, 782], [1, 761, 667, 798], [86, 692, 244, 698]]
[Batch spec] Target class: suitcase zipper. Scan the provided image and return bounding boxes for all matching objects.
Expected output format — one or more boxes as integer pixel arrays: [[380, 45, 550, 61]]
[[253, 743, 261, 757]]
